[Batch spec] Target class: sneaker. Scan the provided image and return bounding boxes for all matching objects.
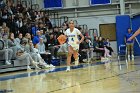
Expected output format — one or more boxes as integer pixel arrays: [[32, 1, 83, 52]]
[[75, 60, 79, 66], [5, 61, 11, 65], [49, 64, 55, 68], [132, 55, 134, 58], [101, 57, 109, 62], [107, 55, 112, 58], [132, 55, 134, 60], [44, 65, 50, 68], [35, 65, 41, 70], [83, 59, 87, 63], [66, 66, 70, 72], [27, 66, 32, 71]]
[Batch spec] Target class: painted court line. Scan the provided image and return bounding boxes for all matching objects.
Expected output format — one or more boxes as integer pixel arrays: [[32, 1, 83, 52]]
[[0, 63, 104, 81], [47, 69, 140, 93]]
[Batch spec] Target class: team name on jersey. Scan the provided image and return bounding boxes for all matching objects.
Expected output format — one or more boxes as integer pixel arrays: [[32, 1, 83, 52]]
[[67, 35, 75, 37]]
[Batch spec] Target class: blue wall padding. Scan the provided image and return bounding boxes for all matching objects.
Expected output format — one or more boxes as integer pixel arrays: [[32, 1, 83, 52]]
[[131, 15, 140, 56], [44, 0, 62, 8], [116, 15, 131, 53], [90, 0, 111, 5]]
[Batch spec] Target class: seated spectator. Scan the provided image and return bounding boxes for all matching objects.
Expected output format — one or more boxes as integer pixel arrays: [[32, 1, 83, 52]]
[[79, 38, 90, 63], [0, 28, 5, 36], [37, 38, 55, 67], [33, 30, 41, 47], [0, 37, 13, 65], [15, 33, 23, 46], [31, 23, 39, 37], [8, 33, 18, 59], [93, 37, 104, 59], [57, 43, 68, 63], [2, 22, 10, 36], [48, 33, 59, 58], [19, 22, 29, 37], [54, 27, 61, 39], [79, 41, 87, 63], [23, 33, 31, 44], [104, 38, 114, 55], [16, 40, 41, 70], [40, 30, 47, 43]]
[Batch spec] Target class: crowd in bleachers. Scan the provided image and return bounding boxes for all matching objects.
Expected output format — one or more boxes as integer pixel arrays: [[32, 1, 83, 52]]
[[0, 0, 114, 70]]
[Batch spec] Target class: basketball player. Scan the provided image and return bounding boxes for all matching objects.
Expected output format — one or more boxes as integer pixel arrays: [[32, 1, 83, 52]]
[[128, 28, 140, 41], [65, 20, 84, 71]]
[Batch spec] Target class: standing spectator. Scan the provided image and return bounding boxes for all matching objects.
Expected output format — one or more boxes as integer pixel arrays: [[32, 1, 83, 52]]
[[125, 28, 134, 60], [54, 27, 61, 38]]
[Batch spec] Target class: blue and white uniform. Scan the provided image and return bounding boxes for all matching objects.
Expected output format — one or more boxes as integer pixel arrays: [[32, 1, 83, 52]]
[[65, 28, 81, 50]]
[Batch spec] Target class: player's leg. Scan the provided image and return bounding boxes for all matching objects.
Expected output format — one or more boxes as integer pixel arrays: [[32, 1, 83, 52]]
[[126, 44, 131, 61], [66, 46, 73, 71], [130, 43, 134, 60], [73, 50, 79, 65]]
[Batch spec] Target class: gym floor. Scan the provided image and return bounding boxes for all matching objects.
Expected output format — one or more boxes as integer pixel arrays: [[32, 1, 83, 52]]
[[0, 58, 140, 93]]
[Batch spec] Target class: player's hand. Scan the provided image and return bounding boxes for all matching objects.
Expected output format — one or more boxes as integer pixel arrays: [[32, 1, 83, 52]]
[[76, 41, 80, 44], [128, 38, 132, 41]]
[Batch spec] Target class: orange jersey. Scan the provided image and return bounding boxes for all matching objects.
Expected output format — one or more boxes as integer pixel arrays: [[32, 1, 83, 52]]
[[57, 35, 67, 45]]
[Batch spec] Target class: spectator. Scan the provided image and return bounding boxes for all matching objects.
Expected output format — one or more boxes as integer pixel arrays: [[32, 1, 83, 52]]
[[33, 30, 41, 47], [104, 38, 114, 55], [16, 1, 24, 13], [40, 30, 47, 43], [93, 37, 104, 59], [23, 33, 31, 44], [2, 22, 10, 36], [37, 38, 54, 67], [16, 17, 23, 29], [125, 28, 134, 60], [31, 23, 39, 36], [24, 39, 48, 68], [8, 33, 18, 58], [48, 33, 59, 58], [15, 33, 23, 44], [16, 40, 41, 70], [19, 22, 29, 36], [0, 34, 13, 65]]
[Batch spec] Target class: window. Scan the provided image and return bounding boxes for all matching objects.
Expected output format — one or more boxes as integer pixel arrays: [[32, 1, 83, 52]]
[[99, 23, 116, 41]]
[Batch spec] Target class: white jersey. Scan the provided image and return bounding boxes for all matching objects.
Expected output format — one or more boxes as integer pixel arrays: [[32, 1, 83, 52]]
[[65, 28, 81, 50]]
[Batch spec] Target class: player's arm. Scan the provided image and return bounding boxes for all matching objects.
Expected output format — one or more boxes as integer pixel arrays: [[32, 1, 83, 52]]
[[78, 33, 84, 44], [128, 28, 140, 41]]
